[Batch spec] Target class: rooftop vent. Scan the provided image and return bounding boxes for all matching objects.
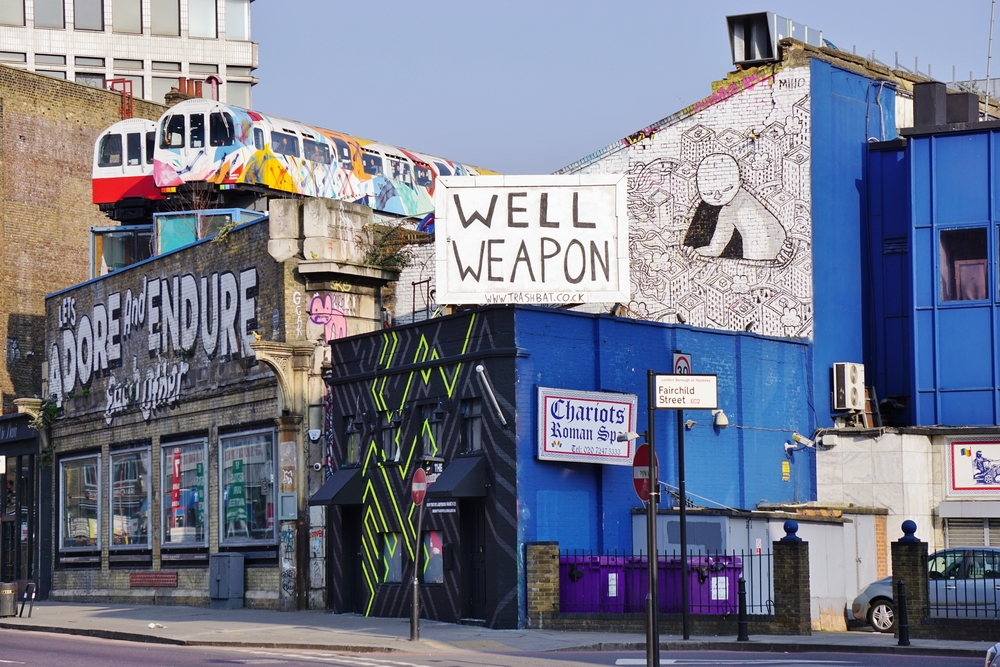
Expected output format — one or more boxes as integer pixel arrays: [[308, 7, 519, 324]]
[[726, 12, 826, 66], [913, 81, 980, 128]]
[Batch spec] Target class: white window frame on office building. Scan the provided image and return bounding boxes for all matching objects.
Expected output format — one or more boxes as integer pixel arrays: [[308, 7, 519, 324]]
[[0, 0, 258, 106]]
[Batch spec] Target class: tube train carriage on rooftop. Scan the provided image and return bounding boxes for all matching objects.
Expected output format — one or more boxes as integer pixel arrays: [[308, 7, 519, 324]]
[[93, 98, 494, 221]]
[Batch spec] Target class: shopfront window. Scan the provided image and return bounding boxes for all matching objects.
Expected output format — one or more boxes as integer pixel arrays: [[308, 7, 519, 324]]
[[60, 455, 100, 549], [422, 531, 444, 584], [220, 430, 275, 544], [110, 448, 150, 547], [162, 440, 207, 546], [0, 453, 35, 582], [940, 227, 988, 302], [382, 532, 401, 583]]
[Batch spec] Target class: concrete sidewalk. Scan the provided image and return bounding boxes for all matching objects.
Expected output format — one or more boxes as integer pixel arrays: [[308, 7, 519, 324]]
[[0, 602, 996, 658]]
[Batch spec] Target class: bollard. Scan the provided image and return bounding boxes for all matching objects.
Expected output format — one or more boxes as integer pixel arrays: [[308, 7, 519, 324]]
[[736, 576, 749, 641], [896, 578, 910, 647]]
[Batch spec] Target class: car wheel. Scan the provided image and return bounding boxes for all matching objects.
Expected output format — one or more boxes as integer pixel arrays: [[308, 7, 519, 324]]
[[867, 599, 895, 632]]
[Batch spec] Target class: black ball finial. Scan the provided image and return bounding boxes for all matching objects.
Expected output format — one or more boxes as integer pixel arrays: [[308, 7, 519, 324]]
[[900, 520, 919, 543], [781, 519, 802, 542]]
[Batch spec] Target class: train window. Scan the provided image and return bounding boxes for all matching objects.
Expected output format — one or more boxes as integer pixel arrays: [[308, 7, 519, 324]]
[[415, 165, 433, 188], [303, 139, 331, 165], [253, 128, 264, 151], [189, 114, 205, 149], [433, 161, 452, 177], [145, 131, 155, 164], [333, 138, 352, 169], [98, 134, 122, 167], [362, 153, 383, 176], [271, 131, 300, 158], [209, 112, 234, 147], [160, 115, 184, 148], [126, 132, 141, 166]]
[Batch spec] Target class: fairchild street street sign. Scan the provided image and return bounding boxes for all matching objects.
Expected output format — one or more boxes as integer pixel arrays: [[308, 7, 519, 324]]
[[654, 374, 718, 409]]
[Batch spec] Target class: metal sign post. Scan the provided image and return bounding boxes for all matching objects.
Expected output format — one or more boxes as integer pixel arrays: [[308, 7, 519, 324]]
[[645, 370, 660, 667], [653, 367, 717, 644], [410, 468, 427, 642]]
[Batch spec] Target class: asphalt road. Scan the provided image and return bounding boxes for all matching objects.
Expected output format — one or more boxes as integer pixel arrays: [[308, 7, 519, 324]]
[[0, 630, 986, 667]]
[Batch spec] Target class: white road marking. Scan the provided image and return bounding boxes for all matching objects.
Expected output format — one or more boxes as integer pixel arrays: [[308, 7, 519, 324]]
[[616, 660, 857, 666], [237, 650, 431, 667], [0, 660, 26, 665]]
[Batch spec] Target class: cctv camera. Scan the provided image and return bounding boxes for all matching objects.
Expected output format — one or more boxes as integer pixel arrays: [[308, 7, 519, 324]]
[[312, 462, 322, 471]]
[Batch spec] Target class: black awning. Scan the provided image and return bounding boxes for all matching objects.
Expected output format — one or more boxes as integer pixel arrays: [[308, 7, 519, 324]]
[[309, 467, 365, 506], [427, 455, 486, 498]]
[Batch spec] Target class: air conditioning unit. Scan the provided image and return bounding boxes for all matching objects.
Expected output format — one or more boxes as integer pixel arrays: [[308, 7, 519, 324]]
[[832, 362, 865, 412]]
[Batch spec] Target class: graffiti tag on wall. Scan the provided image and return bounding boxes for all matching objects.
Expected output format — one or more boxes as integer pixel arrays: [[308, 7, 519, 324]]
[[307, 292, 358, 343], [48, 268, 260, 424]]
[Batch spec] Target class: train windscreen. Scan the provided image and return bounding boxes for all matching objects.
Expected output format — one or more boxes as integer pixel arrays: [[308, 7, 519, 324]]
[[98, 134, 122, 167]]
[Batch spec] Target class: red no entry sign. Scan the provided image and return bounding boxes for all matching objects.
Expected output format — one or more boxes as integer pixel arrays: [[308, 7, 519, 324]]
[[632, 443, 658, 503], [411, 468, 427, 505]]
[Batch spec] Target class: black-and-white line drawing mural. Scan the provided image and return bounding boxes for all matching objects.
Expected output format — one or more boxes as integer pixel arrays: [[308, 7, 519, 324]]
[[568, 68, 813, 339], [685, 153, 787, 260]]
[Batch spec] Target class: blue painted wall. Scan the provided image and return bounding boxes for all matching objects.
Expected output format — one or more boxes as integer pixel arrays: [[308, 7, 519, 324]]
[[513, 307, 814, 560], [810, 59, 898, 427], [864, 142, 913, 425], [905, 129, 1000, 425]]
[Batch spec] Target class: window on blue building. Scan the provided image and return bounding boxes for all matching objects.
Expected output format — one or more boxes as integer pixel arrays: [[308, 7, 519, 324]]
[[940, 228, 987, 302]]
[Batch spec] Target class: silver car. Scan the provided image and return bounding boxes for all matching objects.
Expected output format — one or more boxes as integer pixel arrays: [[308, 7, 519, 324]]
[[987, 642, 1000, 667], [851, 547, 1000, 632]]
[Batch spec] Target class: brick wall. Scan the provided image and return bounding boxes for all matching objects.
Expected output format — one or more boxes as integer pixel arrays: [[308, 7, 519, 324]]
[[890, 538, 929, 638], [772, 539, 811, 635], [0, 64, 165, 413], [525, 542, 559, 628], [876, 514, 888, 579]]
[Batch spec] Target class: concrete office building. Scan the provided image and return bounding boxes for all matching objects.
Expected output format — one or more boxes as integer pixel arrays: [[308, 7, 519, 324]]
[[0, 0, 257, 105]]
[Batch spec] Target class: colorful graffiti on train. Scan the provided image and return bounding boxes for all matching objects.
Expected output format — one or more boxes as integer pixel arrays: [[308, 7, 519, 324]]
[[152, 100, 495, 218]]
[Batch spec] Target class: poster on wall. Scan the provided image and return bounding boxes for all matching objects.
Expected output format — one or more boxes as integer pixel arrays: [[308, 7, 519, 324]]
[[434, 175, 629, 305], [949, 441, 1000, 493], [537, 387, 638, 466]]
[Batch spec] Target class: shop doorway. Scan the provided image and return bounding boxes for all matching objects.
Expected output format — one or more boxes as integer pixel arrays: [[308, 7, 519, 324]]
[[0, 454, 35, 584], [339, 505, 367, 614], [460, 499, 487, 621]]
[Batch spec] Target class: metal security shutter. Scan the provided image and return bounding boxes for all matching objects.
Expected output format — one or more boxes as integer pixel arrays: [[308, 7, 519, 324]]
[[988, 519, 1000, 547], [946, 518, 986, 547]]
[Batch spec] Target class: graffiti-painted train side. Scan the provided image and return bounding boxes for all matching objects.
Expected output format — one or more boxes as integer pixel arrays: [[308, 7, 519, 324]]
[[94, 99, 496, 219]]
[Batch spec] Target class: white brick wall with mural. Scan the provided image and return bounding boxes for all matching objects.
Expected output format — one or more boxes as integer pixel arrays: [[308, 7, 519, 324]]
[[396, 66, 813, 339], [561, 65, 813, 338]]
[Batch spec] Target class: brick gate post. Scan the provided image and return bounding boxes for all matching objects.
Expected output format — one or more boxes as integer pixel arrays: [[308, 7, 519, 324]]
[[772, 520, 811, 635], [526, 542, 559, 628], [890, 520, 928, 638]]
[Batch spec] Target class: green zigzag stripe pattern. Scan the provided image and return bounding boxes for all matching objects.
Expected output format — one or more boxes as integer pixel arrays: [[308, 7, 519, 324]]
[[329, 313, 495, 619]]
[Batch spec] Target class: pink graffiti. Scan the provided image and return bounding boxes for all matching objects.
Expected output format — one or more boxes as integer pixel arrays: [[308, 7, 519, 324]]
[[622, 126, 658, 147], [309, 294, 348, 342], [690, 71, 771, 115]]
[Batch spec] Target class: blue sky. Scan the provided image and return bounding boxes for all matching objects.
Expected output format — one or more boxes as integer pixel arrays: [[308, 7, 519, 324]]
[[252, 1, 999, 174]]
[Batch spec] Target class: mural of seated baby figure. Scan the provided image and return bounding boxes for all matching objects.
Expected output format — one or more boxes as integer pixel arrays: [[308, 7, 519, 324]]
[[683, 153, 786, 260]]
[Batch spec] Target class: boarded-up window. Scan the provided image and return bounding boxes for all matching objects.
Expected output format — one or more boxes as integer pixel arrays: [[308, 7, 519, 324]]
[[34, 0, 64, 28], [225, 0, 247, 39], [0, 0, 24, 26], [112, 0, 140, 33], [188, 0, 215, 37], [74, 0, 103, 30], [149, 0, 178, 36]]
